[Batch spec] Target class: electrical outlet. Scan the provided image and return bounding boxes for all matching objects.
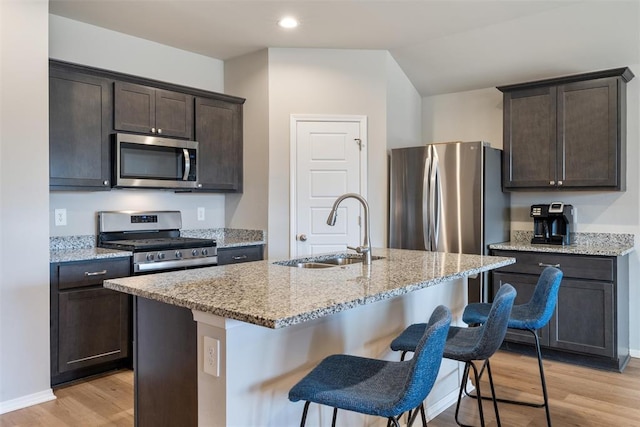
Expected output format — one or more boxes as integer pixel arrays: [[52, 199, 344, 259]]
[[54, 209, 67, 226], [197, 207, 205, 221], [203, 336, 220, 377]]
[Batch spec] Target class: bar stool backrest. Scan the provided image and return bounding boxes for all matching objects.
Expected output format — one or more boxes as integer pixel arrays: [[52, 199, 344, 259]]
[[468, 284, 516, 361], [394, 305, 451, 414], [520, 266, 563, 330]]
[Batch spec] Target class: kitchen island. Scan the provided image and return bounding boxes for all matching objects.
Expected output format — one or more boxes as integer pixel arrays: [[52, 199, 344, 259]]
[[104, 248, 514, 427]]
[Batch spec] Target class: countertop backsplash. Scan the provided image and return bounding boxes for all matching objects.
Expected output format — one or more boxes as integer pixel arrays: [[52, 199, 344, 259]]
[[180, 228, 265, 246], [510, 230, 635, 247], [50, 228, 266, 253], [50, 235, 97, 251]]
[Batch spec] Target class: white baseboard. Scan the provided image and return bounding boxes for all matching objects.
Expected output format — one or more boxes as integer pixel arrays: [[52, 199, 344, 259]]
[[0, 389, 56, 415], [424, 386, 465, 423], [630, 349, 640, 359]]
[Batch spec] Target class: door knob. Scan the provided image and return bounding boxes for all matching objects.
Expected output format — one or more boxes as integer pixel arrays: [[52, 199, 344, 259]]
[[298, 234, 308, 241]]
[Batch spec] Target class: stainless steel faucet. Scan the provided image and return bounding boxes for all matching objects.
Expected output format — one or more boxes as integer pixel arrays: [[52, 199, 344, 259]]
[[326, 193, 371, 265]]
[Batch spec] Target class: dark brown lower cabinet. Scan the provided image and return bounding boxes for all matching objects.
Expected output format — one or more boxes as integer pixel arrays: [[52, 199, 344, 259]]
[[51, 257, 132, 386], [491, 250, 629, 371]]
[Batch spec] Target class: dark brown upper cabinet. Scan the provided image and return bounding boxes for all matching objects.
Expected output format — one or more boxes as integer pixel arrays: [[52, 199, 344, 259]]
[[114, 82, 193, 139], [49, 64, 113, 190], [499, 68, 634, 191], [195, 97, 243, 192], [49, 60, 245, 192]]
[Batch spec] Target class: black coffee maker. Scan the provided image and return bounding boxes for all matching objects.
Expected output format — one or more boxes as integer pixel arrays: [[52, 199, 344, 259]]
[[531, 202, 575, 245]]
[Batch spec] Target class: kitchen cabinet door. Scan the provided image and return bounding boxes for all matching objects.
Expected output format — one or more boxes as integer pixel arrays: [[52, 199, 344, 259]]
[[558, 78, 621, 188], [58, 287, 130, 374], [550, 278, 615, 358], [502, 86, 557, 189], [49, 65, 112, 190], [195, 97, 243, 191], [114, 82, 193, 139]]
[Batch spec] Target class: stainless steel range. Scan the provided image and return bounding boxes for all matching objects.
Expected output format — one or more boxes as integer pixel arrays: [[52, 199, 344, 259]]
[[98, 211, 217, 273]]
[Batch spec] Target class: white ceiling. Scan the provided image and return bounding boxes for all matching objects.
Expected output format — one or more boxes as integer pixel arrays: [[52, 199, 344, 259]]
[[49, 0, 640, 96]]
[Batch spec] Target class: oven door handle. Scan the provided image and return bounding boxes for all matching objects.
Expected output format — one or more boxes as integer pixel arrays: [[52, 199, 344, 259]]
[[183, 148, 191, 181], [135, 256, 218, 273]]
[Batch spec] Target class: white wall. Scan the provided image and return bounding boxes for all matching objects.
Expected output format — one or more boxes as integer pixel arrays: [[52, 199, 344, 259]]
[[0, 0, 53, 411], [422, 87, 504, 148], [266, 48, 388, 259], [386, 53, 423, 151], [422, 65, 640, 355], [224, 50, 270, 233], [48, 15, 229, 236]]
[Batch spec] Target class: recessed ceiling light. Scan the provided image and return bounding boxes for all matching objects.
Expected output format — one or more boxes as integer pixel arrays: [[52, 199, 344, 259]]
[[278, 16, 299, 29]]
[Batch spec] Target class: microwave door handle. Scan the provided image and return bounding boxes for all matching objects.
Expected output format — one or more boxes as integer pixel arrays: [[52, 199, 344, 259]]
[[182, 148, 191, 181]]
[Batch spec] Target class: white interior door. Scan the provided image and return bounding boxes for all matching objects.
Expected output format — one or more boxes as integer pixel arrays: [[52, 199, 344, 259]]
[[291, 116, 367, 257]]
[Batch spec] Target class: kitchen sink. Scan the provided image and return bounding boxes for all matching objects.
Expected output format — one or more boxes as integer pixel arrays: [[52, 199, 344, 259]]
[[318, 255, 384, 265], [293, 262, 335, 269], [274, 255, 384, 268]]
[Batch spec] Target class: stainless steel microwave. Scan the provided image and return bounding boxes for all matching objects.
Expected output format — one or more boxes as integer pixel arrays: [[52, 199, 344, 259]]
[[114, 133, 199, 189]]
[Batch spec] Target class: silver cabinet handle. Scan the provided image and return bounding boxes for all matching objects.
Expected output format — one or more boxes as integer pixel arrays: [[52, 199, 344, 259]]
[[549, 181, 555, 185], [298, 234, 307, 241], [232, 255, 248, 261], [157, 128, 163, 134], [538, 262, 560, 268], [103, 180, 109, 186], [151, 127, 156, 133], [84, 270, 107, 276]]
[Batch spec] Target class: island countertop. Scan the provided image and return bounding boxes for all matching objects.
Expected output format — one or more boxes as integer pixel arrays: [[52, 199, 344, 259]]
[[103, 248, 514, 329]]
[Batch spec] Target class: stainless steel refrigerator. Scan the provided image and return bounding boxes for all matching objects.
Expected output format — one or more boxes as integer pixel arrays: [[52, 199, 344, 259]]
[[389, 141, 510, 302]]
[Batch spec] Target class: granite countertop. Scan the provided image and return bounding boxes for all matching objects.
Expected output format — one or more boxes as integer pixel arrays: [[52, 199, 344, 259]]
[[50, 228, 266, 263], [103, 248, 515, 329], [50, 236, 132, 263], [489, 231, 635, 257]]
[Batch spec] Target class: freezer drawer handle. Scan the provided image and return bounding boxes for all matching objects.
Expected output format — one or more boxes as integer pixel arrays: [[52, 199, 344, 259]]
[[232, 255, 248, 261], [84, 270, 107, 276], [538, 262, 560, 268]]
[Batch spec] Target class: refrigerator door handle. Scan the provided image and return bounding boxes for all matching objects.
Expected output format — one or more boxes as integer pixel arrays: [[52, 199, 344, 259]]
[[430, 147, 442, 250], [422, 147, 432, 250]]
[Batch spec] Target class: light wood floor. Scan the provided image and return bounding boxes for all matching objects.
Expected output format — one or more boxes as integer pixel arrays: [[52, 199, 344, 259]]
[[1, 351, 639, 426]]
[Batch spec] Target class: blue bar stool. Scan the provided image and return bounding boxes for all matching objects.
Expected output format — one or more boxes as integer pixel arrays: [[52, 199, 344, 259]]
[[288, 305, 451, 427], [462, 266, 563, 427], [390, 284, 517, 427]]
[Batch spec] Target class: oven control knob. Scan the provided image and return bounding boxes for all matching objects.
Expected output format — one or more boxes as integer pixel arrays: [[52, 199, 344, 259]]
[[157, 252, 165, 260], [202, 248, 209, 256], [146, 253, 155, 261], [175, 250, 183, 259], [192, 249, 199, 256]]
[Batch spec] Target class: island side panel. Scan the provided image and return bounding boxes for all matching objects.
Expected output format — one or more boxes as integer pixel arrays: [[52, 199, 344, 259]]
[[194, 277, 467, 427], [134, 296, 198, 427]]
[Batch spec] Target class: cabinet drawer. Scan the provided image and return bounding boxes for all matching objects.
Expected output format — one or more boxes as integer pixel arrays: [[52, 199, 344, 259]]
[[217, 245, 263, 265], [58, 258, 131, 290], [492, 250, 613, 281]]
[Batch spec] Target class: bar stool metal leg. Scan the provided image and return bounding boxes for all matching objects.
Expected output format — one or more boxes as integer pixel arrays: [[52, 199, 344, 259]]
[[463, 329, 552, 427]]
